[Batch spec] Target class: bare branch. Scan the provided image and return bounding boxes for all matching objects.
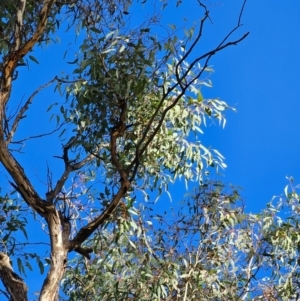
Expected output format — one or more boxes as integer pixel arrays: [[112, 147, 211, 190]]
[[11, 122, 65, 145], [6, 77, 60, 145], [175, 8, 209, 90], [46, 136, 79, 203], [238, 0, 248, 26], [186, 31, 249, 90], [0, 134, 52, 214]]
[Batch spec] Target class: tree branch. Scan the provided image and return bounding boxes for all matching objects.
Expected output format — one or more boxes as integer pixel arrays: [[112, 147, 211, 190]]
[[69, 97, 131, 250], [175, 5, 209, 90], [127, 2, 249, 177], [1, 0, 56, 108], [69, 179, 130, 250], [0, 253, 28, 301], [11, 122, 65, 146], [238, 0, 248, 26], [46, 136, 97, 203], [6, 77, 59, 145], [0, 143, 51, 217]]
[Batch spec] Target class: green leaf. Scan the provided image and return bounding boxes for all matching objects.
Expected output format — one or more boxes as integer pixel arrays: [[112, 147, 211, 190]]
[[17, 257, 23, 274], [46, 102, 58, 112], [19, 225, 28, 239], [26, 261, 33, 271], [90, 27, 102, 33], [29, 55, 39, 64], [67, 58, 79, 64], [38, 260, 44, 274], [197, 91, 203, 102], [44, 258, 51, 265], [59, 128, 66, 138]]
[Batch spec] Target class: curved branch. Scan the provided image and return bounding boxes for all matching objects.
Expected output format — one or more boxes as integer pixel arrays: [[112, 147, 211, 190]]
[[69, 98, 131, 251], [11, 122, 65, 145], [6, 77, 59, 145], [1, 0, 56, 108], [0, 142, 51, 217], [69, 179, 130, 250], [0, 253, 28, 301], [175, 5, 209, 90]]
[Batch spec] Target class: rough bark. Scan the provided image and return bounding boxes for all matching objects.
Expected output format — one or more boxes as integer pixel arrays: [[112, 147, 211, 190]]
[[0, 253, 28, 301]]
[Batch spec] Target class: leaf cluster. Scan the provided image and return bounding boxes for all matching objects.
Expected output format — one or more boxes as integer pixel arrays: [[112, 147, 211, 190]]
[[61, 180, 300, 301]]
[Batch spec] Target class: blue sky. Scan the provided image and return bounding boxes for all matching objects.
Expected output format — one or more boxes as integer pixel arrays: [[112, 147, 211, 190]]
[[1, 0, 300, 298], [136, 0, 300, 212], [199, 1, 300, 211]]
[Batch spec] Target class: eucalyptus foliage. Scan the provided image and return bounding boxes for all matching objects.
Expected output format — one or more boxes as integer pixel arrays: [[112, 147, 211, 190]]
[[0, 0, 253, 300], [61, 179, 300, 301], [1, 0, 298, 300]]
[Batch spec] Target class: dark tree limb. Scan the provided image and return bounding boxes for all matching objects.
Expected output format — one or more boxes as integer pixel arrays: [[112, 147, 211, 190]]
[[127, 1, 249, 176], [69, 97, 130, 249], [2, 150, 51, 218], [11, 122, 65, 146], [69, 179, 130, 249]]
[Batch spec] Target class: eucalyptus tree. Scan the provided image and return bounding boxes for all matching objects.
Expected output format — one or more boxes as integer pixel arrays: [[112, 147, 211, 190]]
[[0, 0, 248, 300]]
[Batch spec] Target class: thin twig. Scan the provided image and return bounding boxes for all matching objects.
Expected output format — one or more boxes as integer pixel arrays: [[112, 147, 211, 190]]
[[11, 122, 65, 145], [6, 77, 58, 145], [0, 288, 10, 300], [238, 0, 248, 26], [126, 1, 249, 180]]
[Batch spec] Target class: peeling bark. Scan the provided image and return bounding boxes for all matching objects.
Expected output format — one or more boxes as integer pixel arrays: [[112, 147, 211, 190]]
[[39, 210, 68, 301]]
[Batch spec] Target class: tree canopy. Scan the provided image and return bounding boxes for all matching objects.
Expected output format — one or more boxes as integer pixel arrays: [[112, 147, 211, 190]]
[[2, 1, 299, 301]]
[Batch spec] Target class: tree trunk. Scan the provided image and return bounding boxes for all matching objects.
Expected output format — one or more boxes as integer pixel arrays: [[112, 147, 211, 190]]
[[0, 208, 69, 301], [39, 209, 69, 301]]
